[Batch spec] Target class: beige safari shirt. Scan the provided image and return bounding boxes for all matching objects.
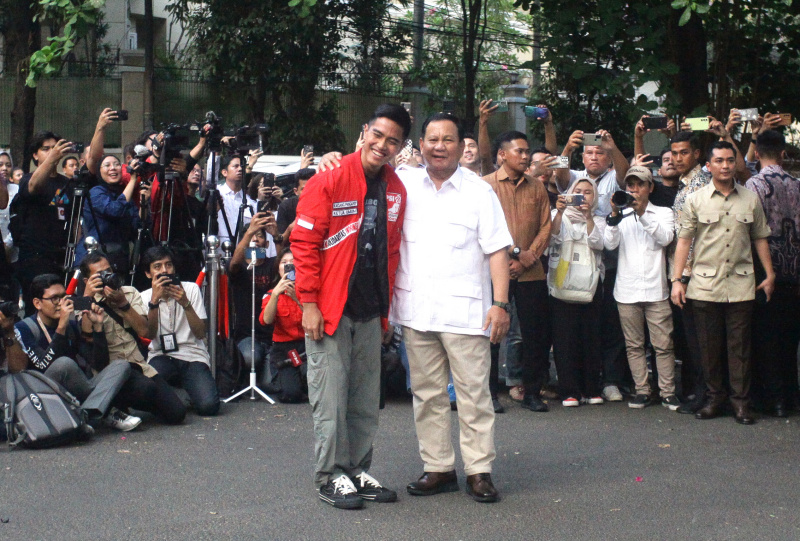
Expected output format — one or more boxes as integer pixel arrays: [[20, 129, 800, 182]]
[[95, 286, 156, 377], [679, 181, 770, 302]]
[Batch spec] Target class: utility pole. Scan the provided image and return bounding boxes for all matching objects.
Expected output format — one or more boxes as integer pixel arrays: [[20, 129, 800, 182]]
[[143, 0, 155, 130], [413, 0, 424, 71]]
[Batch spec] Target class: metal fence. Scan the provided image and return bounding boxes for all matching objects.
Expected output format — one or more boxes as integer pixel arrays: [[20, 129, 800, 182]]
[[152, 76, 402, 146], [0, 77, 122, 148]]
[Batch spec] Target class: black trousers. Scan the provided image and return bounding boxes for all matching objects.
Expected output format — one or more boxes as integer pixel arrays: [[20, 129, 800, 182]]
[[513, 280, 551, 396], [752, 285, 800, 407], [114, 364, 187, 424], [692, 300, 754, 408], [675, 299, 705, 401], [600, 269, 630, 387], [551, 288, 603, 399]]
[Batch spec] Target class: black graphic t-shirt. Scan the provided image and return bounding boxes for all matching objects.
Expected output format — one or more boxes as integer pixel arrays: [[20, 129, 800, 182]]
[[229, 258, 275, 342], [344, 175, 386, 321]]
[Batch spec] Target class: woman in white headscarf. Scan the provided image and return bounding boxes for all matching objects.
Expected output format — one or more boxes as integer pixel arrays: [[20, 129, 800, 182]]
[[548, 178, 606, 408]]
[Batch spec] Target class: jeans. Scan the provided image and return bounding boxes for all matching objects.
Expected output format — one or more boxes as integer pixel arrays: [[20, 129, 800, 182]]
[[148, 356, 220, 416], [114, 364, 187, 424], [237, 337, 272, 386], [501, 298, 523, 386]]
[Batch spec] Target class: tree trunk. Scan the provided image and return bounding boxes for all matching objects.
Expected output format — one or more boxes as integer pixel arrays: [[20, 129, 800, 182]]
[[5, 0, 40, 172], [666, 9, 709, 115]]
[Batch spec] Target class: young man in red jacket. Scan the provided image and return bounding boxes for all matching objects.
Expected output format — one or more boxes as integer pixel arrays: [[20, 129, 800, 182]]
[[290, 104, 410, 509]]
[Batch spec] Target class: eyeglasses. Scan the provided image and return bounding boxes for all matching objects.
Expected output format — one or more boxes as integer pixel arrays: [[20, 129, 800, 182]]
[[40, 294, 66, 304]]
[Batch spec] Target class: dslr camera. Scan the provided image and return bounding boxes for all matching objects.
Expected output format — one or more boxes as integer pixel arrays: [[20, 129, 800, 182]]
[[612, 190, 636, 209], [98, 269, 124, 290]]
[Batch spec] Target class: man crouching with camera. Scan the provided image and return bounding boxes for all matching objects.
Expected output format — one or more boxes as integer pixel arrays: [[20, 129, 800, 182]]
[[140, 246, 220, 416], [80, 252, 188, 424]]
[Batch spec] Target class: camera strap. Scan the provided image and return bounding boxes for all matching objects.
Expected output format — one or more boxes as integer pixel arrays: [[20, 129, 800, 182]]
[[95, 299, 149, 358]]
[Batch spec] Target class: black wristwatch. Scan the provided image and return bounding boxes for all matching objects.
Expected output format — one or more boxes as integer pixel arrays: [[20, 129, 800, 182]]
[[510, 247, 521, 261], [492, 301, 511, 313], [148, 301, 160, 311], [679, 276, 691, 285]]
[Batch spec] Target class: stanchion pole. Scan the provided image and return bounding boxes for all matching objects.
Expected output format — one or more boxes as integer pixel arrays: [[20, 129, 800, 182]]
[[205, 235, 220, 377]]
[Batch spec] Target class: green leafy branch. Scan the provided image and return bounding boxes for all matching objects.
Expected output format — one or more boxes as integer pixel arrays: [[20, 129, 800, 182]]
[[27, 0, 105, 87], [288, 0, 317, 18]]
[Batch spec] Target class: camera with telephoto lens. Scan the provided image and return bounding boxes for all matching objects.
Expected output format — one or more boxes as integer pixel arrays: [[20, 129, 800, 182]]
[[98, 269, 124, 290], [233, 124, 269, 152], [193, 111, 225, 152], [612, 190, 636, 209], [0, 301, 17, 318]]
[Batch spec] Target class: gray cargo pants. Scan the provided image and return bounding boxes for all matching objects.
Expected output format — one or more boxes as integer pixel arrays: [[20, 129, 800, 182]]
[[306, 315, 381, 488]]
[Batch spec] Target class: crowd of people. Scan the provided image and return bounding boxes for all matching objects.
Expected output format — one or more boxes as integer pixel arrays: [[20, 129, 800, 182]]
[[0, 100, 798, 508]]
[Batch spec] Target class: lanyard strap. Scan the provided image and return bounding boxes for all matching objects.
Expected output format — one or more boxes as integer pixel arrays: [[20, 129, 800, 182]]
[[36, 315, 54, 344]]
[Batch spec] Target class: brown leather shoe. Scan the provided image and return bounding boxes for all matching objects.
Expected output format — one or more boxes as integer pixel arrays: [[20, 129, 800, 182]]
[[406, 470, 459, 496], [695, 403, 723, 420], [465, 473, 499, 503], [733, 404, 756, 425]]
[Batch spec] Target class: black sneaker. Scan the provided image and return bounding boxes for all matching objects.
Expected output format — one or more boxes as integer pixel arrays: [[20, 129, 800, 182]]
[[319, 475, 364, 509], [351, 472, 397, 503], [628, 394, 652, 409], [662, 395, 681, 411]]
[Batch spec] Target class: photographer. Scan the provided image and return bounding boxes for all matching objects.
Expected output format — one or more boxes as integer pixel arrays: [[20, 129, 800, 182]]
[[276, 167, 315, 236], [259, 247, 306, 403], [548, 179, 606, 407], [217, 153, 283, 247], [228, 211, 281, 391], [140, 246, 220, 417], [12, 274, 142, 431], [604, 166, 679, 411], [73, 154, 149, 271], [80, 252, 187, 424], [12, 132, 77, 314]]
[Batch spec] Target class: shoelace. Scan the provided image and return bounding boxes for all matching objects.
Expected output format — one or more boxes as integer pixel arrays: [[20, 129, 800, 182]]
[[332, 476, 357, 495], [356, 472, 382, 489]]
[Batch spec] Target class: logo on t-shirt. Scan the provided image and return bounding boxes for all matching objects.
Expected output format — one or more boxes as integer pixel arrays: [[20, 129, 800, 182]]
[[387, 193, 402, 222]]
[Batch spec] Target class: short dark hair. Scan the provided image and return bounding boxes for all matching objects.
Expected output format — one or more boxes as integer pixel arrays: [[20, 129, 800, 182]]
[[220, 154, 240, 172], [30, 131, 61, 160], [61, 156, 79, 169], [670, 131, 701, 151], [529, 146, 552, 156], [660, 148, 672, 159], [272, 247, 294, 287], [495, 131, 528, 150], [123, 143, 136, 161], [79, 252, 111, 278], [421, 113, 465, 141], [755, 130, 785, 160], [142, 246, 175, 272], [706, 140, 738, 163], [136, 131, 158, 147], [30, 274, 63, 301], [295, 168, 315, 183], [464, 132, 477, 142], [369, 104, 412, 141]]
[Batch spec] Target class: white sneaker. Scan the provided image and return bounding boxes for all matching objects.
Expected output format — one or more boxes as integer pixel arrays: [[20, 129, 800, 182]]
[[602, 385, 623, 402], [584, 396, 604, 405], [103, 408, 142, 432], [562, 397, 580, 407]]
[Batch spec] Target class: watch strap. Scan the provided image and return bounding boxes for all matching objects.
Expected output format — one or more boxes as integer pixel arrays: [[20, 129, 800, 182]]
[[492, 301, 511, 312]]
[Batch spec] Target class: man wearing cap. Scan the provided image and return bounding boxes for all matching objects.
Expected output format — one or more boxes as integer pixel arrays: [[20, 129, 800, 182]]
[[605, 166, 679, 410]]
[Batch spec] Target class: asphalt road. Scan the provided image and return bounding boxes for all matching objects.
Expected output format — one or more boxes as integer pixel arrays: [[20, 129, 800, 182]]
[[1, 393, 799, 541]]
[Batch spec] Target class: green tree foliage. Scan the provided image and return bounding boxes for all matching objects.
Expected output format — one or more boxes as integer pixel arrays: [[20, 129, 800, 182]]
[[167, 0, 348, 153], [407, 0, 531, 131], [518, 0, 800, 151]]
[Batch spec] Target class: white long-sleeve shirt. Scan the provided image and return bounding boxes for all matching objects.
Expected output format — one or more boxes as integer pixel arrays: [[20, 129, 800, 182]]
[[604, 202, 674, 303]]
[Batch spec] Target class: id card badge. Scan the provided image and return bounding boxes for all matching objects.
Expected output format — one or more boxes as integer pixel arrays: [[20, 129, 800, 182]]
[[57, 206, 66, 221], [159, 333, 179, 353]]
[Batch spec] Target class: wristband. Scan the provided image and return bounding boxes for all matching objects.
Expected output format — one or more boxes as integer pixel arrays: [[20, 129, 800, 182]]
[[119, 302, 132, 312], [274, 234, 284, 243]]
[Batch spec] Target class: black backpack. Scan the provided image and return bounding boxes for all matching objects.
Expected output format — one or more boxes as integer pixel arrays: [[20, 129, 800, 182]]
[[0, 371, 89, 449]]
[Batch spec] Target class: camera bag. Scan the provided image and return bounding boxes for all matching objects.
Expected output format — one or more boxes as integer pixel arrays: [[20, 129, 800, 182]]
[[547, 215, 600, 304], [0, 370, 88, 449]]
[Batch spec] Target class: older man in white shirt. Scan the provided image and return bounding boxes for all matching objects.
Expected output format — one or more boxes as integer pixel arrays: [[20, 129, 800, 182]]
[[392, 113, 511, 503], [604, 166, 679, 411]]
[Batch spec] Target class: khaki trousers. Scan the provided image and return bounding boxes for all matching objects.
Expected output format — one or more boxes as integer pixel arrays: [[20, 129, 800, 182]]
[[617, 300, 676, 397], [403, 327, 495, 476]]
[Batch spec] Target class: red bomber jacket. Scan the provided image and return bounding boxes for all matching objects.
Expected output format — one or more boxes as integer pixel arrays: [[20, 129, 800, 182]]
[[289, 151, 406, 336]]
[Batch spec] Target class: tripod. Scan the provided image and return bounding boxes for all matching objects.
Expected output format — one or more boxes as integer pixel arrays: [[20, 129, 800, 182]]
[[223, 240, 274, 404], [62, 174, 91, 276]]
